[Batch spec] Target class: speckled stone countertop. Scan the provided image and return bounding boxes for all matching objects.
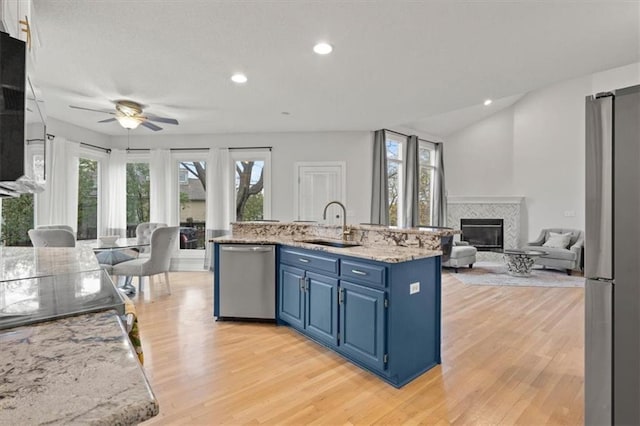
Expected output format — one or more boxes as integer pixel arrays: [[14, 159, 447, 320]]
[[0, 310, 159, 425], [210, 222, 457, 263]]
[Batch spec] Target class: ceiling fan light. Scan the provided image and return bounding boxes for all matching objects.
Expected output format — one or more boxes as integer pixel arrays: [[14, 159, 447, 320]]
[[116, 115, 143, 129]]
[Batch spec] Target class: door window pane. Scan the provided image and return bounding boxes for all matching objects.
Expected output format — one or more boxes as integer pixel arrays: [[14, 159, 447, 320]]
[[178, 161, 206, 249], [126, 163, 150, 237], [77, 158, 98, 240], [1, 194, 34, 246], [235, 160, 264, 221]]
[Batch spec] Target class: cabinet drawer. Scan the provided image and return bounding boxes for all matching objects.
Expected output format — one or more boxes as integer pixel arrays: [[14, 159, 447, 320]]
[[280, 248, 338, 275], [340, 260, 386, 288]]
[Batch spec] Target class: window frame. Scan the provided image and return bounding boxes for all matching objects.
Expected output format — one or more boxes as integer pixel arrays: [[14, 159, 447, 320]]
[[172, 150, 209, 254], [385, 132, 405, 228], [230, 149, 272, 221], [77, 146, 107, 240], [418, 141, 437, 227]]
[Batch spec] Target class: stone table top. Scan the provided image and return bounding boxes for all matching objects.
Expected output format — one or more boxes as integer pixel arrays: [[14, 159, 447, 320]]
[[0, 310, 159, 425]]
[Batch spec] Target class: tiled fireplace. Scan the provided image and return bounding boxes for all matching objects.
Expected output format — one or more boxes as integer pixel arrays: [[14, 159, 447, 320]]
[[447, 196, 525, 261]]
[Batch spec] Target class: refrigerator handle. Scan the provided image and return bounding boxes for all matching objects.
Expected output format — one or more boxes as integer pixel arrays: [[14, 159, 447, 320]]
[[585, 95, 614, 279]]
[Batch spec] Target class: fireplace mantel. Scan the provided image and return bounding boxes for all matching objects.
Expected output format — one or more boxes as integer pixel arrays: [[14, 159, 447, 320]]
[[447, 196, 525, 205]]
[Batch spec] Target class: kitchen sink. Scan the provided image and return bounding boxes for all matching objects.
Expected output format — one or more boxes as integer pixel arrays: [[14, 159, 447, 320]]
[[303, 239, 361, 248]]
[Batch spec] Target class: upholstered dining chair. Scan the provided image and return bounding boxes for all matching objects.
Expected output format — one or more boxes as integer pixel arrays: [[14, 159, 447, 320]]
[[28, 229, 76, 247], [36, 224, 75, 234], [135, 222, 167, 255], [112, 226, 178, 295]]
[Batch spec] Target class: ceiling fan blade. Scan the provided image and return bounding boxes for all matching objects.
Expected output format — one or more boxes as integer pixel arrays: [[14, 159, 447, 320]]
[[144, 114, 179, 125], [140, 120, 163, 131], [69, 105, 115, 115], [98, 117, 117, 123]]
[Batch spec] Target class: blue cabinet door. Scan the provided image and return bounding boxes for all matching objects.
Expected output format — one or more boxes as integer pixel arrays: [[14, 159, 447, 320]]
[[339, 281, 386, 372], [304, 271, 338, 347], [278, 265, 305, 329]]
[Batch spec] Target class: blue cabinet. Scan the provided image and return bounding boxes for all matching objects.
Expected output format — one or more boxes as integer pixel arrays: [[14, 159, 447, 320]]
[[339, 280, 386, 372], [278, 263, 339, 347], [304, 272, 338, 346], [278, 246, 441, 388], [278, 265, 305, 329]]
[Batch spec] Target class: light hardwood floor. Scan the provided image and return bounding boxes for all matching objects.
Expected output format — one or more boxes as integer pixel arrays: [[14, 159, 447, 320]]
[[134, 271, 584, 425]]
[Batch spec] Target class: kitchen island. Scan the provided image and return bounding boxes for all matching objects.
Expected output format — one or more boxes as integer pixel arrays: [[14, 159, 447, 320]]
[[0, 246, 158, 425], [213, 222, 456, 387]]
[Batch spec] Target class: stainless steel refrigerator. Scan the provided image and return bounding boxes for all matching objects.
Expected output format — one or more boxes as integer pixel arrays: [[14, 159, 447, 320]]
[[585, 84, 640, 426]]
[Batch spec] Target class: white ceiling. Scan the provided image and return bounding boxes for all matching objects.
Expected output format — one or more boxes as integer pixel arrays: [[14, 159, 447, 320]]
[[32, 0, 640, 137]]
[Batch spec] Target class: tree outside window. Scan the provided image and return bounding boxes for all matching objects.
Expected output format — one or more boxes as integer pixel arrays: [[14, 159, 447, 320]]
[[126, 163, 150, 236], [235, 160, 264, 221], [77, 158, 98, 240], [1, 194, 34, 246]]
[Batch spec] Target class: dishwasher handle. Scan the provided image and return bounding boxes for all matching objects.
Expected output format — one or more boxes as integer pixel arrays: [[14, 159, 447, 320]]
[[220, 246, 273, 253]]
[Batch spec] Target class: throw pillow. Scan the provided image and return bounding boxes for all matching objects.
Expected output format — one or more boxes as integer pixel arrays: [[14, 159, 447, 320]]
[[543, 232, 572, 249]]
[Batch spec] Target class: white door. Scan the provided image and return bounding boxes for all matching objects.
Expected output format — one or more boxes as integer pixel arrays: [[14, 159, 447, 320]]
[[294, 162, 346, 224]]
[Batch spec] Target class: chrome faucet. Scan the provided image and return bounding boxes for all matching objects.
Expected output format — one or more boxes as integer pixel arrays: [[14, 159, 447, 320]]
[[322, 200, 352, 241]]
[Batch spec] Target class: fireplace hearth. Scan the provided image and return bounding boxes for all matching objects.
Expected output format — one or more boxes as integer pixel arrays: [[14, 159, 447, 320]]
[[460, 218, 504, 251]]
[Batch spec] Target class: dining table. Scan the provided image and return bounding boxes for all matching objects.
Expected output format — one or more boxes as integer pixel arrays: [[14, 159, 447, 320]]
[[77, 238, 150, 295]]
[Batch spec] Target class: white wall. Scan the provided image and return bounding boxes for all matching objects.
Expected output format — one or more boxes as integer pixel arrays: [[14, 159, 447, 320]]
[[109, 131, 373, 223], [444, 62, 639, 240], [46, 117, 111, 148], [445, 107, 515, 197]]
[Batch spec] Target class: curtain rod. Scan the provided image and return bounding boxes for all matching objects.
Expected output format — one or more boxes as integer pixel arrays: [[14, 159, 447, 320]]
[[382, 128, 439, 144], [125, 147, 211, 152], [46, 133, 112, 153], [229, 146, 272, 151]]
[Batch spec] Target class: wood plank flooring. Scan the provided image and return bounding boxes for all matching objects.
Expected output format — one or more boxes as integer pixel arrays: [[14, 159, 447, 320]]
[[133, 271, 584, 425]]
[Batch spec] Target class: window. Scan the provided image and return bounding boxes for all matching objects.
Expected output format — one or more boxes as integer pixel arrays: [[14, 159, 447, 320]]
[[418, 142, 437, 227], [386, 134, 404, 227], [178, 161, 206, 250], [1, 194, 34, 246], [126, 162, 150, 236], [232, 150, 271, 222], [77, 158, 99, 240]]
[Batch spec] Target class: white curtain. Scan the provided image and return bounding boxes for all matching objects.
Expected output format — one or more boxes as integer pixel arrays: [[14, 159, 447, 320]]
[[38, 137, 80, 231], [150, 149, 178, 226], [204, 148, 233, 269], [105, 149, 127, 236]]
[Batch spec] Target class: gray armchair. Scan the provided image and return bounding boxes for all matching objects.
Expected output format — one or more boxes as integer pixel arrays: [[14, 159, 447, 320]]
[[112, 226, 178, 295], [28, 229, 76, 247], [521, 228, 584, 274], [36, 224, 75, 234]]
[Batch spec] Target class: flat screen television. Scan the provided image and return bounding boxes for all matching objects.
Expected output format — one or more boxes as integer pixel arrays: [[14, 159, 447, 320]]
[[0, 30, 44, 197]]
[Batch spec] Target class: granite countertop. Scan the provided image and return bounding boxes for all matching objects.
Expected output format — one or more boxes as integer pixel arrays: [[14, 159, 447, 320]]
[[0, 310, 159, 425], [212, 236, 442, 263]]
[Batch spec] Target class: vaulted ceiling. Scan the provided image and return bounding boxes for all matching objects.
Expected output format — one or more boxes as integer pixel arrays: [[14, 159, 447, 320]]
[[32, 1, 639, 137]]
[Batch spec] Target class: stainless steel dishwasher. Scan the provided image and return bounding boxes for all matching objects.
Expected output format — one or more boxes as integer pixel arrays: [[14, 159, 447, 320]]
[[218, 244, 276, 320]]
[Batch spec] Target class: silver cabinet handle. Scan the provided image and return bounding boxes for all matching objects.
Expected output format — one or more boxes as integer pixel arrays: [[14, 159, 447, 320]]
[[221, 246, 272, 253], [298, 258, 310, 263], [351, 269, 367, 276]]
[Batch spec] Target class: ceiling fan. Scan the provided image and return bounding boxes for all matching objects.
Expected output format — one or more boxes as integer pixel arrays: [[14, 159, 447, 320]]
[[69, 99, 179, 131]]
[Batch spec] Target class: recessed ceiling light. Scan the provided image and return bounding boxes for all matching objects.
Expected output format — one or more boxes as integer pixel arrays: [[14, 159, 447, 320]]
[[484, 99, 493, 106], [231, 73, 248, 84], [313, 42, 333, 55]]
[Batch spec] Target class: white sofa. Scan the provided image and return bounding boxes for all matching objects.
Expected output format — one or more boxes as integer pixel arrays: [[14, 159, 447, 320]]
[[442, 241, 477, 272]]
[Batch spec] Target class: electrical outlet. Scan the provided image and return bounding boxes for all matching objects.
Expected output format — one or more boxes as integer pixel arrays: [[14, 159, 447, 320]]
[[409, 282, 420, 294]]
